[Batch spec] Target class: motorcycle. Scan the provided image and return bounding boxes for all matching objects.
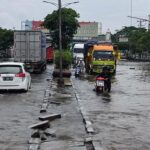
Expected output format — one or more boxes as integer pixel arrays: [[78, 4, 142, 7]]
[[75, 66, 81, 77], [95, 77, 105, 93], [95, 76, 111, 93]]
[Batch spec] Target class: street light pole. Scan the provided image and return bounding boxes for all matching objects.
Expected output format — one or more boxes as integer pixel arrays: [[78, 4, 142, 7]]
[[130, 0, 133, 26], [43, 0, 79, 85], [58, 0, 63, 84], [63, 1, 79, 7], [43, 0, 58, 6]]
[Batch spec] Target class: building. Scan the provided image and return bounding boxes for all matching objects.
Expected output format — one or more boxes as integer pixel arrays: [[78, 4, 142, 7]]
[[73, 21, 102, 42], [21, 20, 101, 43], [32, 21, 49, 33], [22, 20, 49, 33], [21, 20, 32, 30]]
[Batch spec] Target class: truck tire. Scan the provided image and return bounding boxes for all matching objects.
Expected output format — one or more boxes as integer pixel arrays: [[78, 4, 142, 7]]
[[89, 69, 93, 75], [112, 69, 116, 75], [42, 65, 46, 72], [86, 68, 89, 73]]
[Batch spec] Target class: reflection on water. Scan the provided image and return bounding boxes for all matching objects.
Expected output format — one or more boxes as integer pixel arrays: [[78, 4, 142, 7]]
[[73, 61, 150, 150], [102, 93, 111, 103], [136, 62, 150, 81]]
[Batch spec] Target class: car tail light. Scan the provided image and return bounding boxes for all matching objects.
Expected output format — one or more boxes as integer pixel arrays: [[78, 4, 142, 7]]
[[15, 73, 26, 78]]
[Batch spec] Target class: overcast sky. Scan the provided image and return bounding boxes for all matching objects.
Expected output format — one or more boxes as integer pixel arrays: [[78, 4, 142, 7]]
[[0, 0, 150, 33]]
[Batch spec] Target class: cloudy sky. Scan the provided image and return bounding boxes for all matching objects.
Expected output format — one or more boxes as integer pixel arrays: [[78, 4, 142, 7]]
[[0, 0, 150, 33]]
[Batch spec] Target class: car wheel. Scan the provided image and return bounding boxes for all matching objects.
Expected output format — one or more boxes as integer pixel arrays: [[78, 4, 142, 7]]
[[23, 83, 29, 92], [28, 81, 31, 89]]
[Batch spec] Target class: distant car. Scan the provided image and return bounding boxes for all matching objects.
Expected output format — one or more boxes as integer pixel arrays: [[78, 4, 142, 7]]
[[0, 62, 31, 92]]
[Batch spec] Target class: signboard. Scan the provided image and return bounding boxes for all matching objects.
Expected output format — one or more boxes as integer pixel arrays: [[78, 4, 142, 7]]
[[119, 37, 128, 43]]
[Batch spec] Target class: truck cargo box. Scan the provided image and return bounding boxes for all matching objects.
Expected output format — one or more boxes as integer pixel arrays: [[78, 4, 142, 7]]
[[14, 30, 47, 73], [14, 30, 46, 62]]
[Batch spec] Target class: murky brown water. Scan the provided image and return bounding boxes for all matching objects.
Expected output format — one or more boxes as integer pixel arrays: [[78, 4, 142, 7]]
[[72, 61, 150, 150]]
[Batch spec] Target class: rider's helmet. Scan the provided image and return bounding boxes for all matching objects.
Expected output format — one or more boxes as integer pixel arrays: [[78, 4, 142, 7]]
[[102, 66, 108, 72], [102, 66, 111, 73]]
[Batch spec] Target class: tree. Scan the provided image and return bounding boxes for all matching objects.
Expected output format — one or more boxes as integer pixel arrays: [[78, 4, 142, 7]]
[[0, 28, 13, 57], [43, 8, 80, 49], [137, 30, 150, 53], [129, 28, 147, 54], [112, 26, 147, 54]]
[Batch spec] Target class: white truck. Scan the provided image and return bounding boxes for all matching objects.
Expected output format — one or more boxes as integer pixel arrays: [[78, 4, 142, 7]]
[[72, 43, 84, 63], [14, 31, 47, 73]]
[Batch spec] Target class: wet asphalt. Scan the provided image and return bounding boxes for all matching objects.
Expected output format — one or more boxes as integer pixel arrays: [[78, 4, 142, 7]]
[[72, 61, 150, 150], [0, 66, 50, 150], [0, 61, 150, 150], [0, 65, 87, 150]]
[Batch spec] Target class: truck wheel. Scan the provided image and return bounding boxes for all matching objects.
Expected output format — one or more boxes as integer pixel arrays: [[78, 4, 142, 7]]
[[113, 69, 116, 75], [42, 65, 46, 71], [89, 69, 93, 75], [86, 69, 89, 73]]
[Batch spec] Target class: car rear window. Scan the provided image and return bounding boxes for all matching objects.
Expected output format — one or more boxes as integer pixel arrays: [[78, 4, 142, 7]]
[[0, 65, 23, 74]]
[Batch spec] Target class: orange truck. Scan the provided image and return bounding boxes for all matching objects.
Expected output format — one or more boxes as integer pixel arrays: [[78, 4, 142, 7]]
[[84, 40, 120, 74]]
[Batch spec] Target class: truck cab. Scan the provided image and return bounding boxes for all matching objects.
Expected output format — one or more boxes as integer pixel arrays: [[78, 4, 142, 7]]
[[84, 41, 119, 74], [72, 43, 84, 63]]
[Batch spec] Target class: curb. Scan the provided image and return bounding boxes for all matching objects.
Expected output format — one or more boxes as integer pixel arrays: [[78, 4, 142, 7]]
[[72, 78, 105, 150], [28, 78, 53, 150], [28, 76, 104, 150], [72, 80, 97, 150], [72, 81, 95, 134]]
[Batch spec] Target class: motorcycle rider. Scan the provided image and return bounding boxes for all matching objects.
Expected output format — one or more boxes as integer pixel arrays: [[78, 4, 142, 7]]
[[96, 66, 112, 92], [76, 58, 85, 73]]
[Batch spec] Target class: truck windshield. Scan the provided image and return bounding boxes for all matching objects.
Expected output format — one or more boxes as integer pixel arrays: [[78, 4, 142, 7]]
[[93, 51, 114, 60], [73, 48, 83, 53]]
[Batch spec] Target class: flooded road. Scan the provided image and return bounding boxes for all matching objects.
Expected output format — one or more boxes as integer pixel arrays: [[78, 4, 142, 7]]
[[0, 61, 150, 150], [72, 61, 150, 150], [0, 65, 52, 150]]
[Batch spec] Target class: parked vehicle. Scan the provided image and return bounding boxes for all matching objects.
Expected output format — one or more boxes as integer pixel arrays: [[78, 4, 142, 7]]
[[46, 46, 54, 63], [0, 62, 31, 92], [84, 39, 120, 74], [14, 31, 47, 73]]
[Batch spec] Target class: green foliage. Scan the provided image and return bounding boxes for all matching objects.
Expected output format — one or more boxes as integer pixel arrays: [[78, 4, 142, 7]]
[[43, 8, 79, 49], [54, 50, 72, 69], [112, 26, 150, 54], [0, 27, 13, 57]]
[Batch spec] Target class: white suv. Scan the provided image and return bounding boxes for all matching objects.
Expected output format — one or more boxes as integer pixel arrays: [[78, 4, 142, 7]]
[[0, 62, 31, 92]]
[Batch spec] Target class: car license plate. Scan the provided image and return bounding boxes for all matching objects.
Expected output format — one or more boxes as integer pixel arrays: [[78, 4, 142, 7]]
[[3, 77, 13, 81]]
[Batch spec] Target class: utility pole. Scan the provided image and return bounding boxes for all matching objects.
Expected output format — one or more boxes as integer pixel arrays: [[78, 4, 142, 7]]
[[130, 0, 133, 26], [43, 0, 79, 85], [148, 15, 150, 30], [128, 15, 150, 30], [58, 0, 64, 85], [137, 20, 143, 28]]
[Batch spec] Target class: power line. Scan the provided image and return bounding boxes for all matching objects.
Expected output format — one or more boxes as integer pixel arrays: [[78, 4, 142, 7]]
[[128, 15, 150, 30]]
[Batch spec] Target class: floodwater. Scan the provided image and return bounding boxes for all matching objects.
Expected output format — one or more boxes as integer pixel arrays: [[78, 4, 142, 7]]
[[72, 61, 150, 150], [0, 61, 150, 150], [0, 66, 51, 150]]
